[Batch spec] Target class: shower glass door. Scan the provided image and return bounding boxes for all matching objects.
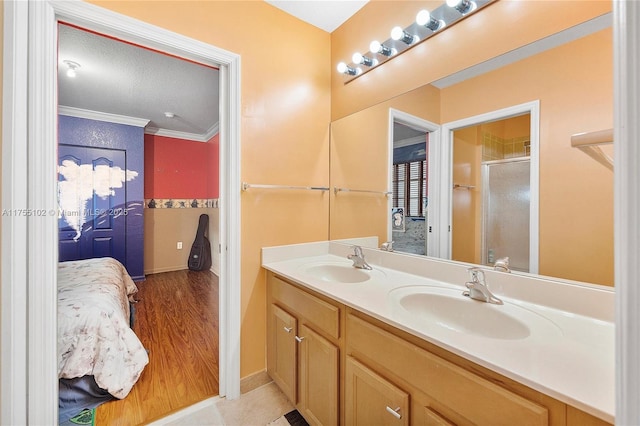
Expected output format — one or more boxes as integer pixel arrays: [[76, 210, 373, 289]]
[[482, 158, 530, 272]]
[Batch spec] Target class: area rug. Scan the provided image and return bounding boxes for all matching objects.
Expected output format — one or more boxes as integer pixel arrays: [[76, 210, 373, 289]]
[[60, 408, 95, 426]]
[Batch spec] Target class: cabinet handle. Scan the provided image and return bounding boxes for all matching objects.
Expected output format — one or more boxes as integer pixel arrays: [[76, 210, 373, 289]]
[[385, 406, 402, 420], [283, 326, 292, 333], [295, 335, 305, 343]]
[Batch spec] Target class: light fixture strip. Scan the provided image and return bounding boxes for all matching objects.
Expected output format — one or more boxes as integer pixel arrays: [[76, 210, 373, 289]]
[[338, 0, 493, 82]]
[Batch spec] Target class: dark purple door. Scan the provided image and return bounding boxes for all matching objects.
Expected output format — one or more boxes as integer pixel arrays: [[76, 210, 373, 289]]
[[58, 144, 128, 265]]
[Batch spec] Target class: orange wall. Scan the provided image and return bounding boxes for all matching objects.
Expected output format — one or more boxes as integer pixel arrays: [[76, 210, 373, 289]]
[[88, 0, 331, 378], [440, 29, 614, 285], [331, 0, 611, 120], [452, 126, 480, 264]]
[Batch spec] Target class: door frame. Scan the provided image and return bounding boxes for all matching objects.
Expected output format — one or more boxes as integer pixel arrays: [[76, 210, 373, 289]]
[[1, 1, 242, 423], [388, 108, 440, 255], [438, 100, 540, 274]]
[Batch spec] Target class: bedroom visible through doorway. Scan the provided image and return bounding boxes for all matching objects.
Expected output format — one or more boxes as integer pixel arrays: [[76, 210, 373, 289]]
[[57, 21, 222, 423]]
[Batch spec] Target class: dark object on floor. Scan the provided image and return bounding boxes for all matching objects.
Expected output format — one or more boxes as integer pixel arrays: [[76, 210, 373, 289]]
[[59, 376, 114, 424], [130, 302, 136, 328], [284, 409, 310, 426], [188, 214, 212, 271]]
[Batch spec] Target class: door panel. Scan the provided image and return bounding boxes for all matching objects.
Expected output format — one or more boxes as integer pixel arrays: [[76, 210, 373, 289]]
[[298, 324, 339, 426], [483, 159, 531, 272], [345, 356, 410, 426], [58, 144, 127, 265], [268, 304, 298, 403]]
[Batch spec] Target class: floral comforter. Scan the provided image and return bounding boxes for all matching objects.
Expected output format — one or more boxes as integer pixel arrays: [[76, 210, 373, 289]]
[[57, 257, 149, 399]]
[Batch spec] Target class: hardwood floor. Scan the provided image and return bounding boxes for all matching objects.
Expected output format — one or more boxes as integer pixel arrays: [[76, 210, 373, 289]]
[[95, 269, 220, 425]]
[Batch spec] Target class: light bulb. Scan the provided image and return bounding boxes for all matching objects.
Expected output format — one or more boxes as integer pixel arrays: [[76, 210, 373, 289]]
[[391, 26, 419, 45], [447, 0, 476, 14], [416, 10, 432, 26], [370, 40, 396, 57], [416, 9, 445, 31], [66, 68, 76, 78], [337, 62, 358, 76], [352, 52, 376, 67], [390, 26, 405, 41]]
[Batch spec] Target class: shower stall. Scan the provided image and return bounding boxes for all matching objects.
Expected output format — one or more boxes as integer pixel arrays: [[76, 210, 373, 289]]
[[481, 157, 531, 272]]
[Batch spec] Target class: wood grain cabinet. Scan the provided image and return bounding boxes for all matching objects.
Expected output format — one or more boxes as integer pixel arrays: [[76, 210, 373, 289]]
[[346, 312, 549, 426], [265, 272, 611, 426], [345, 356, 410, 425], [267, 273, 340, 426]]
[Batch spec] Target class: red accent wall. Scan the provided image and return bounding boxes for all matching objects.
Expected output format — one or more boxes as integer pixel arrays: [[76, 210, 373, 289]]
[[144, 133, 219, 199]]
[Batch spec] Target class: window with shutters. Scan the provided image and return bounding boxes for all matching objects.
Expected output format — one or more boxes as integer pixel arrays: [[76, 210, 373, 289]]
[[393, 160, 427, 217]]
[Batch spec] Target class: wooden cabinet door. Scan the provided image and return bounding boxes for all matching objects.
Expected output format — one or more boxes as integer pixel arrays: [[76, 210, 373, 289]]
[[345, 356, 409, 426], [267, 304, 297, 403], [422, 405, 455, 426], [298, 324, 339, 426]]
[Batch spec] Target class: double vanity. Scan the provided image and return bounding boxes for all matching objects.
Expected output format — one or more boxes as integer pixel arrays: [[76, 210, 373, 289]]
[[262, 239, 614, 425]]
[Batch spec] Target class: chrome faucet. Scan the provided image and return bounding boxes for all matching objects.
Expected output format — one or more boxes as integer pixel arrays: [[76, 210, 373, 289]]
[[348, 245, 372, 270], [380, 241, 394, 252], [463, 267, 503, 305], [493, 257, 511, 273]]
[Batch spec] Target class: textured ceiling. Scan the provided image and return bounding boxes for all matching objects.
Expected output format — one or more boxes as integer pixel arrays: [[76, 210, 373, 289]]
[[57, 24, 220, 142]]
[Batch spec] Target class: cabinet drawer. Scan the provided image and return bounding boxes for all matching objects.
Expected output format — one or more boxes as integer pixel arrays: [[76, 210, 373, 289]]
[[271, 275, 340, 339], [347, 314, 548, 425]]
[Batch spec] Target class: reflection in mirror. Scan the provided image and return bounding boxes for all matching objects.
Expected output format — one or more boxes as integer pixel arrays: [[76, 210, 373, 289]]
[[451, 114, 532, 273], [330, 15, 613, 286], [390, 118, 429, 255]]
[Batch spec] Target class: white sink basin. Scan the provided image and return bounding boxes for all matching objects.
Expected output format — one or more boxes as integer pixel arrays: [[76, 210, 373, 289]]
[[389, 286, 562, 340], [298, 262, 386, 283]]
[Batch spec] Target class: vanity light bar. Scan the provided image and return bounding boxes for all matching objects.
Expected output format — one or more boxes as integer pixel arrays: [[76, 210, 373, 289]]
[[337, 0, 494, 82]]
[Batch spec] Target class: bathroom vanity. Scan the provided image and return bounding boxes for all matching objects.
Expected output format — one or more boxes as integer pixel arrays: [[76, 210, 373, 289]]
[[262, 240, 614, 426]]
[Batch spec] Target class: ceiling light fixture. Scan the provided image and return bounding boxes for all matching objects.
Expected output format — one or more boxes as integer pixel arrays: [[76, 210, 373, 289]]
[[352, 52, 377, 67], [369, 41, 396, 57], [416, 10, 446, 32], [336, 0, 492, 83], [164, 112, 175, 118], [447, 0, 477, 15], [391, 26, 419, 45], [63, 60, 81, 78]]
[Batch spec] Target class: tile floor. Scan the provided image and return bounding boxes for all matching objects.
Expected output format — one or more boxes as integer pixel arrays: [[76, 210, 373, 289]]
[[150, 382, 294, 426]]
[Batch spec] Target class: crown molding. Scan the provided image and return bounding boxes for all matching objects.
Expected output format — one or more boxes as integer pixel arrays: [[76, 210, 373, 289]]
[[145, 121, 219, 143], [58, 105, 150, 128], [59, 106, 219, 142]]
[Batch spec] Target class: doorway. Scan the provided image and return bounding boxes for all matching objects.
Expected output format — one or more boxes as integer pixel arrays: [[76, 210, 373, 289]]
[[438, 101, 540, 274], [388, 108, 440, 256], [56, 22, 222, 422], [2, 2, 241, 423]]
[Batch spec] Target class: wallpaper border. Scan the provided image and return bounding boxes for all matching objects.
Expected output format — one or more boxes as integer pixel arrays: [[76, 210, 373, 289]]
[[145, 198, 219, 209]]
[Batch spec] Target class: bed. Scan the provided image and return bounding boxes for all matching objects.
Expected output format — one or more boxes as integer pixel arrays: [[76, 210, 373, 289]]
[[57, 257, 149, 423]]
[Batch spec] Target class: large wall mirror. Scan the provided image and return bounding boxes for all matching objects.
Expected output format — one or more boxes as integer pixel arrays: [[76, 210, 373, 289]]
[[329, 13, 614, 286]]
